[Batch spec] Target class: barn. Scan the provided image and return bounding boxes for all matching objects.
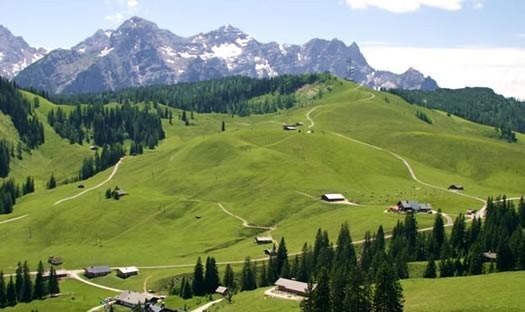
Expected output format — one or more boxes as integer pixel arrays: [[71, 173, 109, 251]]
[[321, 193, 346, 202], [116, 266, 139, 279], [84, 265, 112, 278], [274, 278, 314, 297]]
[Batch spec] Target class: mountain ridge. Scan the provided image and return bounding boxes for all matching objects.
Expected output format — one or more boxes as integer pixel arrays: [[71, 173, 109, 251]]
[[13, 16, 438, 94], [0, 25, 46, 78]]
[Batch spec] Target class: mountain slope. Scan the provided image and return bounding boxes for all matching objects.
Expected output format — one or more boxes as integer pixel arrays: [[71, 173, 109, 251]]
[[15, 17, 438, 94], [0, 25, 46, 78], [1, 80, 523, 271]]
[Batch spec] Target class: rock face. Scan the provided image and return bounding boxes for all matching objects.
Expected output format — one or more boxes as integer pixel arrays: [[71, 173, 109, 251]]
[[15, 17, 438, 94], [0, 25, 46, 79]]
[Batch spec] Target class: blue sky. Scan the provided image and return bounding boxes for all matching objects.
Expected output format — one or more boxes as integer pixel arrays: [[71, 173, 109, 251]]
[[1, 0, 524, 97]]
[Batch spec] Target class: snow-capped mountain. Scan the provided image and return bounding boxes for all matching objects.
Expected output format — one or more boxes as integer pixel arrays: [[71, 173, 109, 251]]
[[0, 25, 46, 79], [15, 17, 438, 94]]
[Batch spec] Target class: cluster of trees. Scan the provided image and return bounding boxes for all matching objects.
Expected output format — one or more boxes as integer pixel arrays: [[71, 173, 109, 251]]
[[47, 102, 165, 148], [391, 87, 525, 138], [0, 78, 45, 149], [170, 256, 220, 299], [50, 74, 333, 116], [0, 139, 25, 179], [0, 177, 35, 215], [79, 143, 125, 180], [415, 111, 432, 125], [177, 222, 404, 312], [418, 197, 525, 278], [0, 261, 60, 308], [0, 141, 11, 178], [494, 126, 517, 143]]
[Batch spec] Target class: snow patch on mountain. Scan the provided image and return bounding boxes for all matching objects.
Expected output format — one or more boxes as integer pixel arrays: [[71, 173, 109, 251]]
[[98, 47, 113, 57], [211, 43, 243, 59]]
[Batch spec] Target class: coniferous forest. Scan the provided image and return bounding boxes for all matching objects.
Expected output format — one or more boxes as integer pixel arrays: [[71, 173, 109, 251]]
[[0, 260, 61, 308], [390, 87, 525, 141], [0, 78, 45, 149], [168, 196, 525, 312], [47, 102, 165, 148], [49, 74, 333, 116]]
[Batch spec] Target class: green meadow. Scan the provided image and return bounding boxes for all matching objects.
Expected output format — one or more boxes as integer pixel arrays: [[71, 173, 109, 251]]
[[1, 79, 524, 311]]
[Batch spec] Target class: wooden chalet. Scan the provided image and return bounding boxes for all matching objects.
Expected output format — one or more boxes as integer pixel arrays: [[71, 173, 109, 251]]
[[84, 265, 112, 278]]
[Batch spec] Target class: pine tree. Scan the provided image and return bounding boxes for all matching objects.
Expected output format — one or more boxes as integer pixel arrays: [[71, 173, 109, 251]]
[[33, 261, 46, 299], [343, 267, 372, 312], [430, 211, 445, 258], [0, 271, 7, 308], [15, 262, 23, 302], [48, 267, 60, 296], [423, 258, 437, 278], [223, 264, 235, 289], [467, 242, 483, 275], [373, 262, 404, 312], [333, 222, 356, 271], [519, 197, 525, 228], [192, 257, 205, 296], [450, 214, 466, 256], [240, 257, 257, 291], [310, 269, 331, 312], [259, 261, 269, 287], [6, 276, 16, 306], [47, 174, 57, 190], [276, 237, 289, 277], [496, 241, 514, 272], [204, 257, 219, 294]]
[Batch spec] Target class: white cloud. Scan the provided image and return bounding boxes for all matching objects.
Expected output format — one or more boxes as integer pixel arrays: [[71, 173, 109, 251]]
[[127, 0, 139, 9], [516, 34, 525, 38], [345, 0, 463, 13], [105, 0, 139, 24], [105, 12, 124, 23], [361, 45, 525, 99], [472, 1, 484, 9]]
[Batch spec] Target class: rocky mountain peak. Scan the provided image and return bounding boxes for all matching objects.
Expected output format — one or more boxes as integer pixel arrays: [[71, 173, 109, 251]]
[[13, 17, 438, 94]]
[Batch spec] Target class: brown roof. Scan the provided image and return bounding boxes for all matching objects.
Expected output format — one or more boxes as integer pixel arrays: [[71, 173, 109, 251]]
[[275, 278, 314, 293]]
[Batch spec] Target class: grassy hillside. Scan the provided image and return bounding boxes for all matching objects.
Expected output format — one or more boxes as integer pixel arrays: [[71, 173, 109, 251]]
[[403, 271, 525, 312], [0, 79, 524, 311], [205, 271, 525, 312], [4, 91, 92, 188]]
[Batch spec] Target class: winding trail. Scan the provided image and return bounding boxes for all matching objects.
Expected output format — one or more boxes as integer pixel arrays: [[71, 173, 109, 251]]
[[191, 298, 224, 312], [54, 157, 125, 206], [306, 88, 486, 212], [0, 214, 28, 225], [70, 270, 123, 293], [217, 203, 275, 231]]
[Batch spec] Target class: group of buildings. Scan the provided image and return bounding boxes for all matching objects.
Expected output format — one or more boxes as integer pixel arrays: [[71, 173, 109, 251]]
[[84, 265, 139, 279]]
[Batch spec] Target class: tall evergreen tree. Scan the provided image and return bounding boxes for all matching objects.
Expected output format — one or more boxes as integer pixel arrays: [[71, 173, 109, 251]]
[[423, 258, 437, 278], [223, 264, 235, 289], [343, 267, 372, 312], [192, 257, 205, 296], [373, 262, 404, 312], [519, 197, 525, 228], [48, 267, 60, 296], [33, 261, 46, 299], [310, 269, 331, 312], [276, 237, 289, 277], [46, 174, 57, 189], [240, 257, 257, 291], [15, 262, 23, 302], [450, 214, 466, 256], [6, 276, 16, 306], [0, 271, 6, 308], [204, 257, 220, 294], [430, 211, 445, 258]]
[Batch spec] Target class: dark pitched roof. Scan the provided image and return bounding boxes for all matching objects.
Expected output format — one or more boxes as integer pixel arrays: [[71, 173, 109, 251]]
[[85, 265, 112, 274]]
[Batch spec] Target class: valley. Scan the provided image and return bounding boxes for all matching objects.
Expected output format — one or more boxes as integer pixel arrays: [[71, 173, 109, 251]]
[[0, 77, 524, 311]]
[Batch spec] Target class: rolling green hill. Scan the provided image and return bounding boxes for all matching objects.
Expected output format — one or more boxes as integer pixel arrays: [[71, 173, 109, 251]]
[[0, 78, 524, 311]]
